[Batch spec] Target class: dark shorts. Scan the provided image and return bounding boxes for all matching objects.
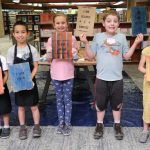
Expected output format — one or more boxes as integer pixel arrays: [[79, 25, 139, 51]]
[[95, 78, 123, 111]]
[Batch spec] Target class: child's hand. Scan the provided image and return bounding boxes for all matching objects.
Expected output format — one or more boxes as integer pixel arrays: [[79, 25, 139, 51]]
[[0, 86, 4, 95], [134, 33, 143, 45], [79, 33, 88, 44]]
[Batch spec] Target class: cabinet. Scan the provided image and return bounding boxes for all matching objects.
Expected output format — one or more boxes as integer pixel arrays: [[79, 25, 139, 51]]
[[16, 14, 40, 38]]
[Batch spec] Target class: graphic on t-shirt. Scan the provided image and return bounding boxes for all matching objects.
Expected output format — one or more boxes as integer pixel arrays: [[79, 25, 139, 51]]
[[103, 38, 120, 56], [17, 53, 30, 60]]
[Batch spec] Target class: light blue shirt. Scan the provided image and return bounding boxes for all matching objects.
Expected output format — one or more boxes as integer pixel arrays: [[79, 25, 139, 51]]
[[91, 32, 129, 81]]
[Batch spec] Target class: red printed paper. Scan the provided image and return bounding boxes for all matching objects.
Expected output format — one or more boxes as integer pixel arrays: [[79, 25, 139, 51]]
[[52, 32, 72, 59]]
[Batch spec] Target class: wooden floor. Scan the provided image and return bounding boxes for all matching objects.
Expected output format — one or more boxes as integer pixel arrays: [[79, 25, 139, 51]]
[[0, 126, 150, 150]]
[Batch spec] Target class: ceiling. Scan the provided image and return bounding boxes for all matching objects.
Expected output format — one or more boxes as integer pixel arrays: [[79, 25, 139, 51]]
[[1, 0, 150, 10], [1, 0, 128, 10]]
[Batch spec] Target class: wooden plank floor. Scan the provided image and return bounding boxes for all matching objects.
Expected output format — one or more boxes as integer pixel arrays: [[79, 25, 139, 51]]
[[0, 126, 150, 150]]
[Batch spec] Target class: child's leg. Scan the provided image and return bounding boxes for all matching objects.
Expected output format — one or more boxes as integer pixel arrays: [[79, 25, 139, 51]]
[[1, 114, 10, 138], [143, 122, 149, 131], [0, 116, 2, 129], [18, 106, 25, 125], [3, 114, 10, 127], [30, 105, 41, 138], [63, 79, 74, 126], [139, 122, 149, 143], [97, 111, 105, 123], [18, 106, 28, 140], [112, 110, 121, 123], [52, 80, 64, 125], [30, 105, 40, 125]]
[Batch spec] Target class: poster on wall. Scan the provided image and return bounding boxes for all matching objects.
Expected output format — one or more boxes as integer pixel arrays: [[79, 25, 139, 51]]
[[52, 32, 72, 59], [131, 6, 147, 35], [0, 67, 4, 94], [9, 62, 33, 92], [75, 6, 96, 36]]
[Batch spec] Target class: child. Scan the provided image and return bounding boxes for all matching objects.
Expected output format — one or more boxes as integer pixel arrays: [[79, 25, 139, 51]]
[[138, 47, 150, 143], [7, 21, 41, 140], [0, 54, 12, 138], [46, 13, 78, 136], [80, 11, 143, 140]]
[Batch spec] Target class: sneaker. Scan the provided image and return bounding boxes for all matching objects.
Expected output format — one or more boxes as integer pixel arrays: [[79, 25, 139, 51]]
[[114, 123, 124, 140], [139, 130, 149, 143], [93, 123, 104, 139], [62, 125, 72, 136], [33, 125, 41, 138], [56, 124, 64, 134], [19, 125, 27, 140], [1, 128, 10, 139]]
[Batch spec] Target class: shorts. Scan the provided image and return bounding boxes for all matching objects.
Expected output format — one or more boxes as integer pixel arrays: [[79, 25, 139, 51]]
[[95, 78, 123, 111]]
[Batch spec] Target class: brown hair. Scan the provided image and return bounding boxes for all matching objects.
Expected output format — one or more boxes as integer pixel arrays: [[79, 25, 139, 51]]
[[53, 13, 70, 31], [102, 11, 120, 21], [13, 21, 28, 33]]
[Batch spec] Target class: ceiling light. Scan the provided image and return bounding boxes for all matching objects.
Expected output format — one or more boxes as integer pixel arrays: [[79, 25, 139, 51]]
[[113, 1, 124, 5], [12, 0, 20, 3], [49, 2, 99, 5]]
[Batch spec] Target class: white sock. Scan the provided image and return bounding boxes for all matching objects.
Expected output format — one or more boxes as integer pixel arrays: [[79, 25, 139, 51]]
[[4, 125, 9, 129], [97, 120, 103, 124], [114, 120, 120, 124]]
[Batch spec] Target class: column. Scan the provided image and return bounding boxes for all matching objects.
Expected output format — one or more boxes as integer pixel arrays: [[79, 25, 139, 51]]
[[0, 0, 5, 37]]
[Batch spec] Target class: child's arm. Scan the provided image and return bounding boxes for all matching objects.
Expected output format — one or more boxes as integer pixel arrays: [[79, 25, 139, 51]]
[[46, 38, 52, 62], [123, 33, 143, 60], [3, 70, 8, 85], [138, 55, 146, 74], [72, 36, 79, 59], [31, 61, 38, 79], [79, 33, 96, 59]]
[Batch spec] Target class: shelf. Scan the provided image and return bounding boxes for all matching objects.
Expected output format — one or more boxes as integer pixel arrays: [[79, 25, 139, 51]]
[[16, 14, 40, 39]]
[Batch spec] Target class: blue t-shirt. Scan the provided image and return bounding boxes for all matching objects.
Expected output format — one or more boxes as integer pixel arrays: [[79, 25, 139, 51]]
[[91, 32, 129, 81]]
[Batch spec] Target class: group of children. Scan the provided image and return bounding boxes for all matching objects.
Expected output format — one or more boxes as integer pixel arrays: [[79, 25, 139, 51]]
[[0, 11, 149, 143]]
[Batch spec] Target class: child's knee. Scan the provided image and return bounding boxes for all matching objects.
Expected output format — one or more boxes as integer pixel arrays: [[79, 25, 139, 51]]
[[31, 106, 38, 112], [112, 103, 123, 111]]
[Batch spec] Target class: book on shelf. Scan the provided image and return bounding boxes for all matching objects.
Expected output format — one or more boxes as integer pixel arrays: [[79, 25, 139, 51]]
[[34, 25, 39, 31], [28, 16, 33, 23], [40, 13, 55, 24], [28, 25, 32, 30], [34, 15, 40, 23], [22, 16, 27, 22]]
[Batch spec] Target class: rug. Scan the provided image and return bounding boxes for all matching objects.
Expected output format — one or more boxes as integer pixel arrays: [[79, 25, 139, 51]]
[[9, 71, 143, 127]]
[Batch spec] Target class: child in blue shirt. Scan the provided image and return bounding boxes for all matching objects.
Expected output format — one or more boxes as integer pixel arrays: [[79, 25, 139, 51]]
[[80, 11, 143, 140]]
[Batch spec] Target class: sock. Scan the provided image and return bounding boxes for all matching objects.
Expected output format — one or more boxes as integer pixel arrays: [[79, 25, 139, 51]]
[[0, 126, 2, 129], [97, 120, 103, 124], [114, 120, 120, 124], [4, 125, 10, 129]]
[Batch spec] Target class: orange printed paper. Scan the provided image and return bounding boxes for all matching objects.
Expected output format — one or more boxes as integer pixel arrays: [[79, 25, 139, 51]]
[[52, 32, 72, 59], [0, 67, 4, 94]]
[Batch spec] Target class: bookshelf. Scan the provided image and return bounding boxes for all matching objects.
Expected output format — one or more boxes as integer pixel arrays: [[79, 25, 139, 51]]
[[16, 14, 40, 38], [3, 11, 10, 35]]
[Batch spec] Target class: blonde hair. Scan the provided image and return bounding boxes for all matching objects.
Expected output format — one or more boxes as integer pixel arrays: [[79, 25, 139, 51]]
[[103, 11, 120, 21]]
